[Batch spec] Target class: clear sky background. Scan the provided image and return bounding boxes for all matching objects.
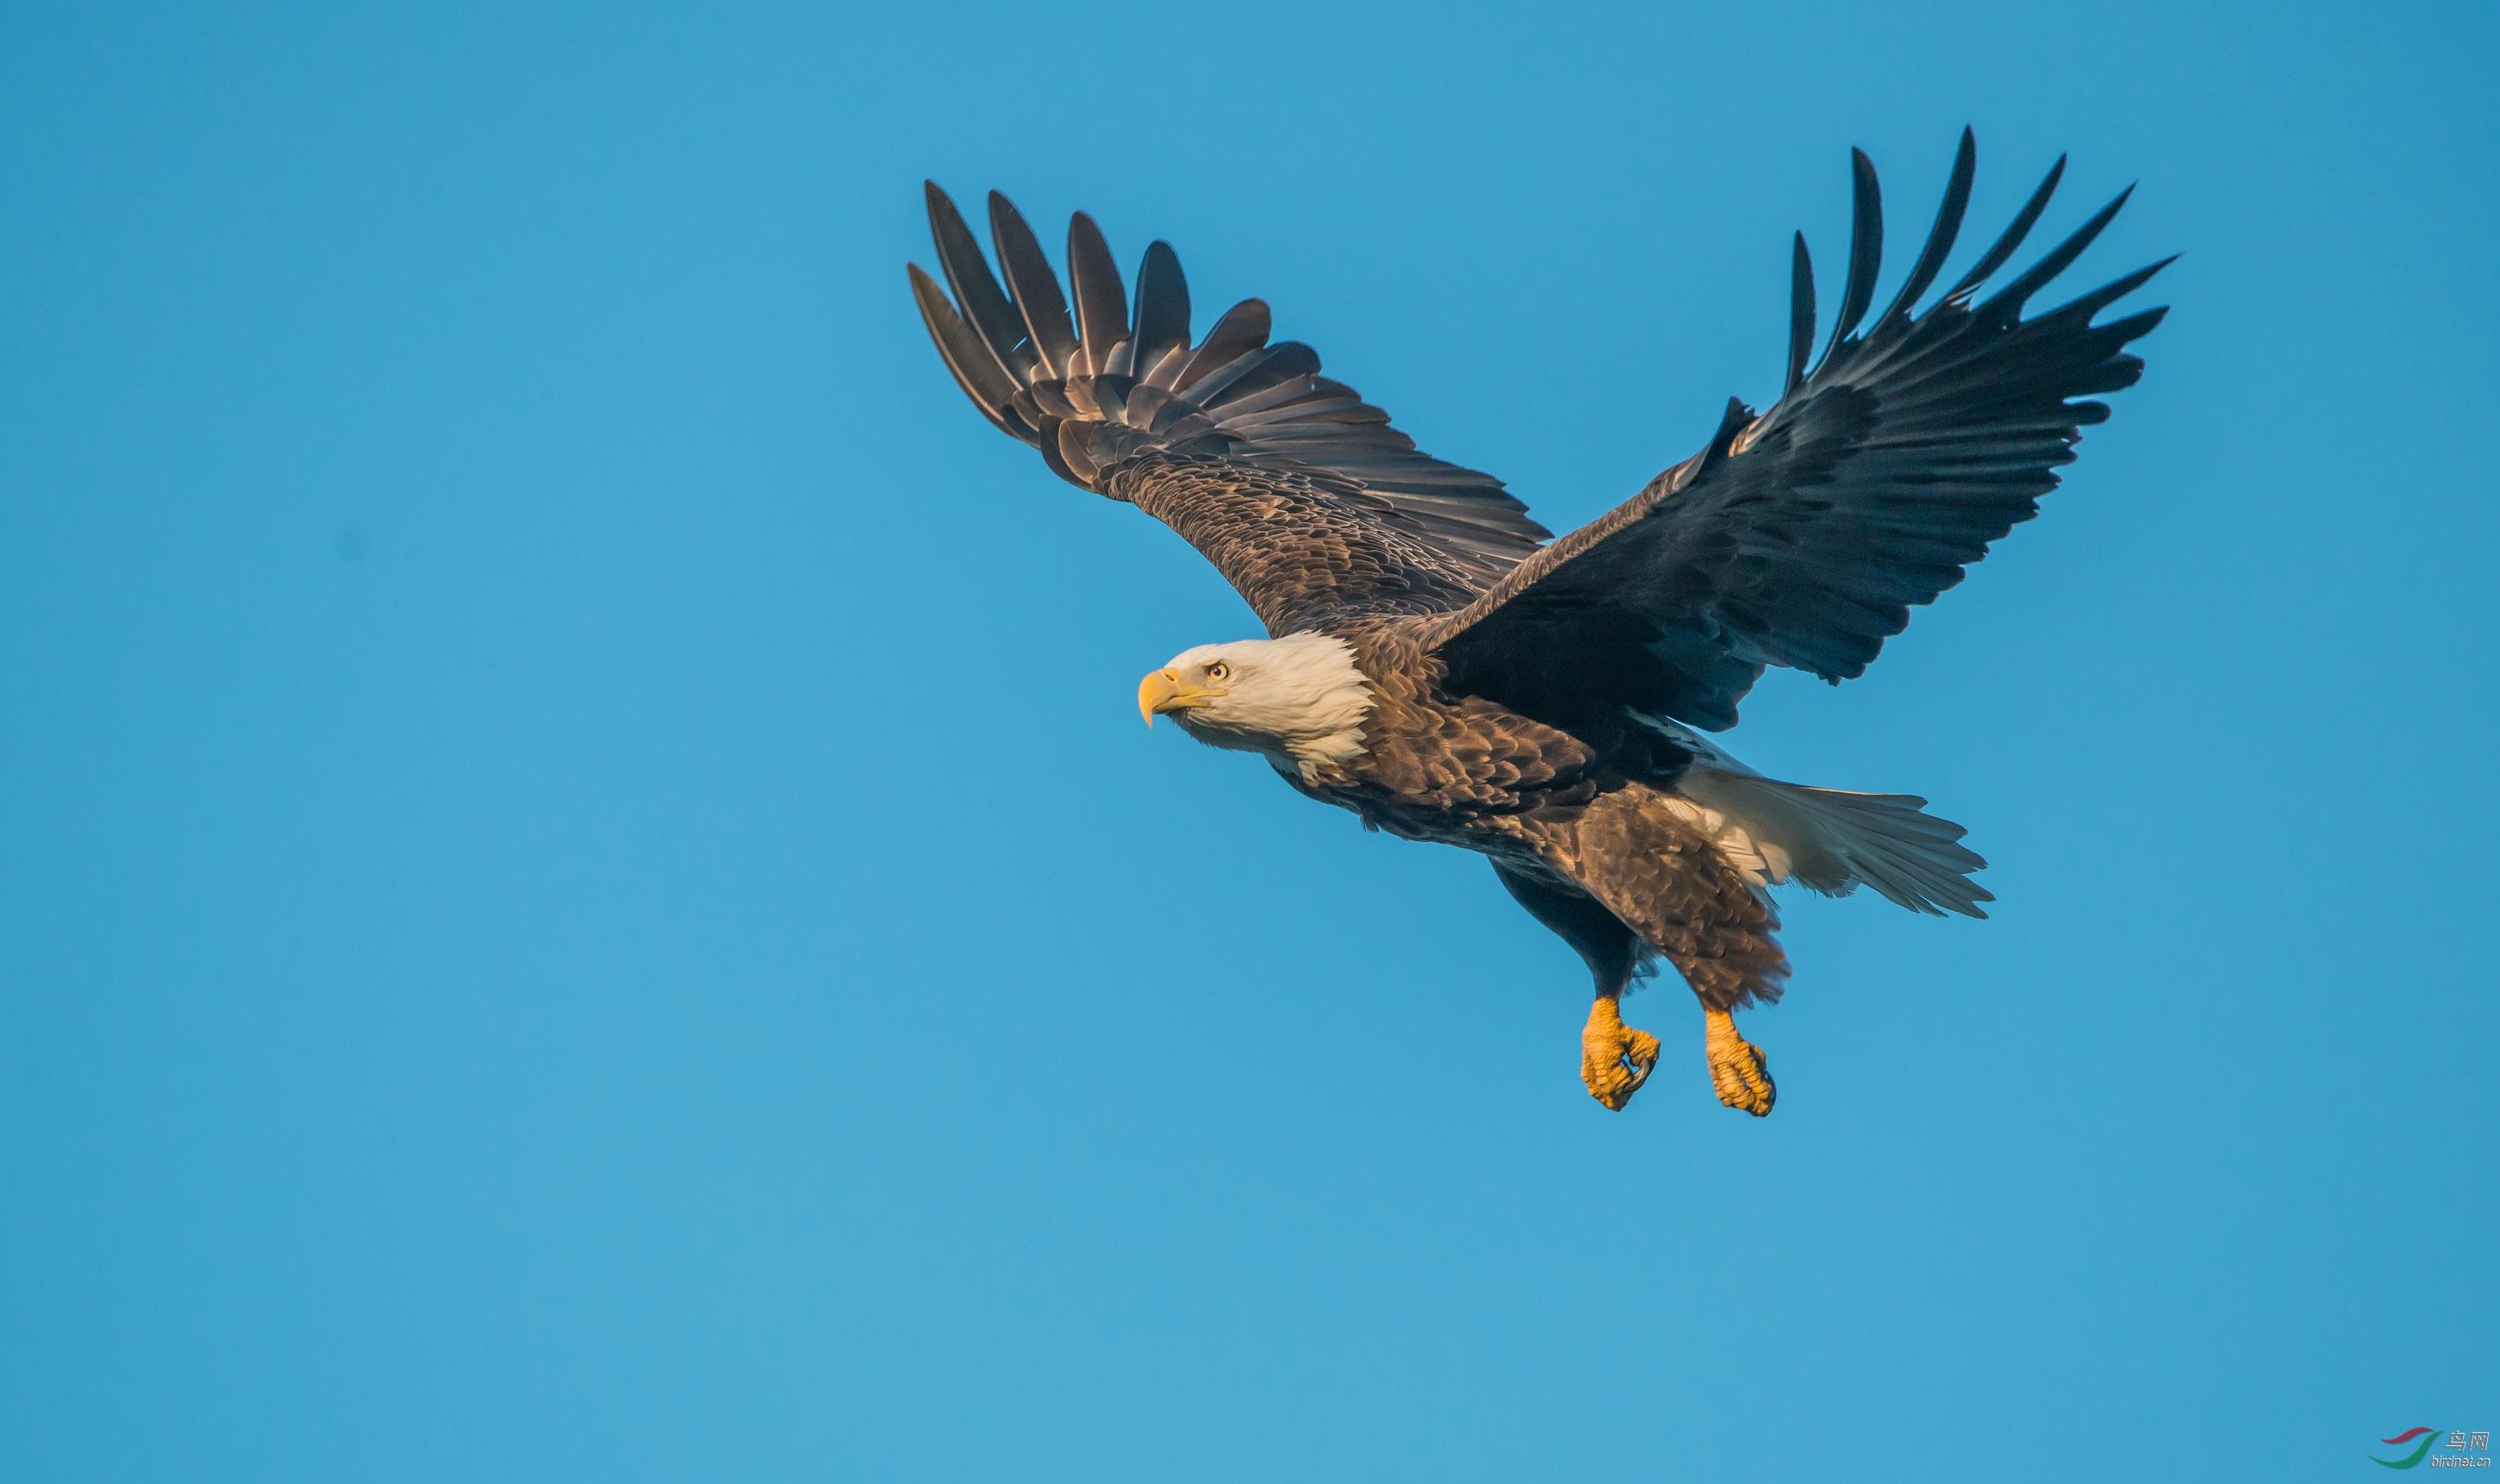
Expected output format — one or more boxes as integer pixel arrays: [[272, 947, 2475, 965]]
[[1, 2, 2493, 1480]]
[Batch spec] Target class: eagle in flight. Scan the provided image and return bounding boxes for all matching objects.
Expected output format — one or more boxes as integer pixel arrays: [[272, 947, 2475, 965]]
[[909, 132, 2166, 1113]]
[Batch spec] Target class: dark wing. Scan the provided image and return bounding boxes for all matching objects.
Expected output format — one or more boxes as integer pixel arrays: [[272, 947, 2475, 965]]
[[909, 185, 1549, 633], [1422, 131, 2172, 733]]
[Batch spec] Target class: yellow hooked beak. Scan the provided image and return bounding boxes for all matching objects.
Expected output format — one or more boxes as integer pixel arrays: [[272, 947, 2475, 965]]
[[1138, 668, 1220, 726]]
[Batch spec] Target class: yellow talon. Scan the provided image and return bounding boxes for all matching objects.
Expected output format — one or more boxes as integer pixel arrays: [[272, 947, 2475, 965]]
[[1580, 995, 1661, 1111], [1704, 1007, 1775, 1116]]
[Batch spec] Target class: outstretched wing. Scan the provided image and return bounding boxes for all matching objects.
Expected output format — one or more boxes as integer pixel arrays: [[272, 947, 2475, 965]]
[[909, 185, 1549, 633], [1423, 131, 2172, 733]]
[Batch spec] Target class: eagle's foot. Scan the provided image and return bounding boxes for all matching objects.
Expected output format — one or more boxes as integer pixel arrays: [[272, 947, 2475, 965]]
[[1704, 1008, 1775, 1116], [1580, 995, 1661, 1111]]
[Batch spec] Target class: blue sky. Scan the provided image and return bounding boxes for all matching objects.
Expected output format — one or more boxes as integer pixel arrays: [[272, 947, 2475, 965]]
[[1, 2, 2492, 1479]]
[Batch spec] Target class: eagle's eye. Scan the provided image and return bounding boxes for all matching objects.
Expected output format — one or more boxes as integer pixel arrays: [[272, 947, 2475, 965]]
[[1205, 661, 1231, 682]]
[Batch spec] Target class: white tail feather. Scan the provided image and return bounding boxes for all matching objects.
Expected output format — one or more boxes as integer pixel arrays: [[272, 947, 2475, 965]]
[[1632, 713, 1992, 920]]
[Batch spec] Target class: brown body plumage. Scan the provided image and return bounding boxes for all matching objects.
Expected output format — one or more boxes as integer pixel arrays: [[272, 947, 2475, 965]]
[[1298, 625, 1789, 1013], [910, 132, 2167, 1112]]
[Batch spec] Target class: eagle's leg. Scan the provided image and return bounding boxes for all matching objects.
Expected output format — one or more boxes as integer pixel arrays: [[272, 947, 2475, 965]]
[[1541, 787, 1786, 1116], [1581, 993, 1661, 1111], [1702, 1007, 1775, 1116], [1491, 861, 1665, 1111]]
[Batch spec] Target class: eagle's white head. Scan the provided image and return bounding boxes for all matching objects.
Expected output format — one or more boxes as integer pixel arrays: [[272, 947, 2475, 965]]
[[1137, 632, 1375, 781]]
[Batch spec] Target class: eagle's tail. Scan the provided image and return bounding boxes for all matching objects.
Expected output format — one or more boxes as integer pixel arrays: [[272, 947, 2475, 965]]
[[1672, 769, 1992, 919], [1629, 711, 1992, 919]]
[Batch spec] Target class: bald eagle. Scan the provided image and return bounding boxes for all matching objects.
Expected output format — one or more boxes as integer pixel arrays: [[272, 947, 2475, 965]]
[[909, 132, 2166, 1113]]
